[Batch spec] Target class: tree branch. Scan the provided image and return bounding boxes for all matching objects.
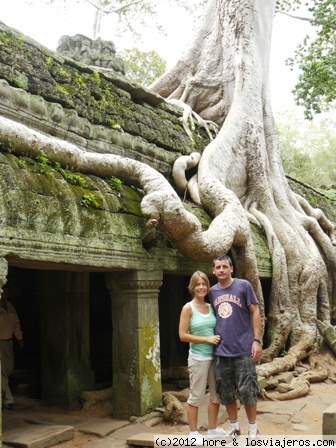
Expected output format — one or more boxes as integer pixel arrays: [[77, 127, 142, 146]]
[[275, 9, 313, 23], [85, 0, 147, 16]]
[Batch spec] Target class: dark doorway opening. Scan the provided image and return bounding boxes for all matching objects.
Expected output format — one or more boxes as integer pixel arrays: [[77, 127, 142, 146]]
[[89, 272, 112, 387], [5, 267, 113, 401]]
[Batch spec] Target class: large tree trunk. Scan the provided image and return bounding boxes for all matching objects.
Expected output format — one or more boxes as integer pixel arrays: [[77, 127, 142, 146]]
[[151, 0, 336, 373], [1, 0, 335, 376]]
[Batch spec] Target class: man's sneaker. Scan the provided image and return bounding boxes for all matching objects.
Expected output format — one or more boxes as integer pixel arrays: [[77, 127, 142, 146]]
[[224, 427, 241, 441], [227, 427, 241, 437], [207, 427, 227, 438], [248, 428, 260, 439]]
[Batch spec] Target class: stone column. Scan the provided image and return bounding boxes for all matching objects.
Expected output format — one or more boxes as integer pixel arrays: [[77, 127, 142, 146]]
[[0, 257, 8, 445], [106, 270, 163, 418], [39, 271, 95, 409]]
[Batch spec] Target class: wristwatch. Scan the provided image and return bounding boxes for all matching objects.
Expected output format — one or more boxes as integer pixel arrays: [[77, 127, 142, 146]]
[[254, 338, 262, 344]]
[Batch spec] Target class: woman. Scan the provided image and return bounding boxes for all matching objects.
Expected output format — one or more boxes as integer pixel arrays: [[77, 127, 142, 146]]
[[179, 271, 226, 442]]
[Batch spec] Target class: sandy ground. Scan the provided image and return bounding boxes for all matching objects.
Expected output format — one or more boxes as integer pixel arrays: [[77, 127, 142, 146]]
[[49, 380, 336, 447]]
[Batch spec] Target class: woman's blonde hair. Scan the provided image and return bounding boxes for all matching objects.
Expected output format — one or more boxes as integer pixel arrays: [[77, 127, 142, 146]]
[[188, 271, 210, 296]]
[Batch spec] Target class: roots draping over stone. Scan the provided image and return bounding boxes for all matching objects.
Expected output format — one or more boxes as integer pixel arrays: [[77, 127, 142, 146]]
[[166, 99, 219, 142], [261, 376, 311, 401], [260, 347, 336, 401], [162, 393, 184, 424], [0, 114, 249, 263], [152, 0, 336, 374]]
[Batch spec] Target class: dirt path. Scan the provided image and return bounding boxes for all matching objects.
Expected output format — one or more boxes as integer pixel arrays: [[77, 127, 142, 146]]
[[52, 380, 335, 447]]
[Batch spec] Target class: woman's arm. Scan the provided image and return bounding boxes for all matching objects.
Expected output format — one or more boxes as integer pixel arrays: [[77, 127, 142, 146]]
[[178, 304, 220, 345]]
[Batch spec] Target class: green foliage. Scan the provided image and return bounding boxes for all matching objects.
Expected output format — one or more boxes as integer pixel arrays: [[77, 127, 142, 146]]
[[18, 159, 28, 169], [276, 0, 302, 12], [118, 48, 166, 87], [0, 138, 15, 153], [107, 118, 122, 131], [36, 150, 54, 178], [31, 151, 93, 189], [284, 0, 336, 119], [108, 176, 123, 191], [80, 192, 102, 209], [55, 84, 69, 95], [280, 348, 288, 357], [276, 110, 336, 189], [60, 169, 89, 188]]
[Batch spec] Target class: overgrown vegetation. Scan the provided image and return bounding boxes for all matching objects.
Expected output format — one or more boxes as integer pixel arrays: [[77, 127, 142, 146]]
[[277, 0, 336, 119], [276, 111, 336, 200], [118, 48, 166, 87]]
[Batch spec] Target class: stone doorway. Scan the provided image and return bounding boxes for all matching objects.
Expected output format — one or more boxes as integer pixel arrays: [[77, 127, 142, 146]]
[[5, 267, 112, 408]]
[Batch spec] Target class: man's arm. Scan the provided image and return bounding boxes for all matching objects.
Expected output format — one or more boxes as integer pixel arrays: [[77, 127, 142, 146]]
[[249, 303, 262, 362]]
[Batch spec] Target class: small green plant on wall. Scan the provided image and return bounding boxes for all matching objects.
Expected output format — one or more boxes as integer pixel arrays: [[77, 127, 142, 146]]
[[108, 176, 123, 191], [60, 169, 89, 188], [107, 118, 122, 131], [36, 150, 54, 178], [0, 137, 15, 153], [80, 192, 102, 209]]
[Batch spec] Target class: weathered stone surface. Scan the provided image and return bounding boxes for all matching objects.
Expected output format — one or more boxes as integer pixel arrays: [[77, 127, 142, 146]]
[[0, 21, 209, 174], [3, 425, 74, 448], [323, 403, 336, 435], [76, 418, 129, 438], [57, 34, 125, 75], [287, 176, 336, 224]]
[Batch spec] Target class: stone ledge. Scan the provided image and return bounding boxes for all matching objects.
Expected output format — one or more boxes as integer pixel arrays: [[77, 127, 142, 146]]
[[3, 424, 74, 448], [323, 403, 336, 435]]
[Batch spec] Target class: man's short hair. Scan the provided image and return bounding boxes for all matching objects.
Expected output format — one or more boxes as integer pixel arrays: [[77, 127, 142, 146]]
[[212, 254, 233, 266]]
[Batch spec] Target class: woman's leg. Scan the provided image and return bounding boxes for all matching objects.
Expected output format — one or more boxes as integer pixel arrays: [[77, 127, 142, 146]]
[[208, 401, 220, 429], [187, 403, 199, 431]]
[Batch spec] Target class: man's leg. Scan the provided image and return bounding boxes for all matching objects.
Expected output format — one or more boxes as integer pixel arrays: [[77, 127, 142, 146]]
[[226, 400, 238, 422], [245, 403, 257, 423]]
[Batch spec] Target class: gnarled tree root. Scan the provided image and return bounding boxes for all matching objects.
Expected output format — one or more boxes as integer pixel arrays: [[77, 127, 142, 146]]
[[261, 376, 310, 401], [80, 387, 113, 410], [162, 392, 184, 424], [261, 348, 336, 401]]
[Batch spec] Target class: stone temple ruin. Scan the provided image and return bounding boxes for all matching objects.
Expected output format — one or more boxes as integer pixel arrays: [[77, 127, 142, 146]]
[[0, 19, 335, 441]]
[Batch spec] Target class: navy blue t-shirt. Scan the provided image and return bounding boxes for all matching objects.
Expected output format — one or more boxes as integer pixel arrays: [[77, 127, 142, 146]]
[[209, 278, 258, 356]]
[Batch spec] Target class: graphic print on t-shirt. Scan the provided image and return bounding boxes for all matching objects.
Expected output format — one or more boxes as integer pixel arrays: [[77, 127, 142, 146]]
[[213, 294, 242, 318], [218, 302, 233, 319]]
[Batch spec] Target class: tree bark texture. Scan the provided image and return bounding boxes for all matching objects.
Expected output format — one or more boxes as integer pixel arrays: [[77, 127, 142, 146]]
[[0, 0, 335, 376], [151, 0, 336, 374]]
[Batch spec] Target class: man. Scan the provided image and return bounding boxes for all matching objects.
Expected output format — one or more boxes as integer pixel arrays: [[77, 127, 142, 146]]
[[209, 254, 262, 438], [0, 284, 24, 410]]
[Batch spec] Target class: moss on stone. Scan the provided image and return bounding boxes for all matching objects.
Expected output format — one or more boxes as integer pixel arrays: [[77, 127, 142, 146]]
[[0, 22, 207, 156], [288, 177, 336, 224]]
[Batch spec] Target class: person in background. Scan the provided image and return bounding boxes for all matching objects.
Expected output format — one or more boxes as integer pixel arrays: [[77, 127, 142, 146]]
[[209, 254, 262, 439], [179, 271, 227, 444], [0, 284, 24, 410]]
